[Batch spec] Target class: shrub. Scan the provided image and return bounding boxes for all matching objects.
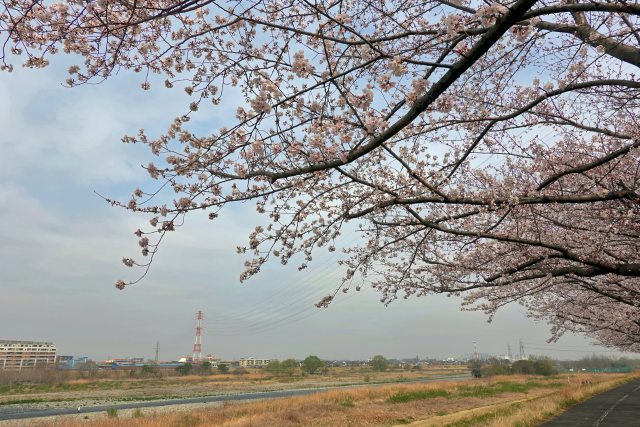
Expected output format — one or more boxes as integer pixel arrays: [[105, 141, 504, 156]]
[[480, 358, 512, 377], [512, 359, 556, 376], [175, 363, 193, 376], [468, 359, 483, 378], [198, 361, 212, 375], [141, 364, 159, 377], [302, 356, 325, 374], [266, 359, 298, 376], [533, 359, 556, 376], [371, 355, 388, 372], [232, 367, 247, 375], [265, 360, 282, 375]]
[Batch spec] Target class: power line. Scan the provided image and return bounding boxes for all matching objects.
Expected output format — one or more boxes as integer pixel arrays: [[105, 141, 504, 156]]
[[205, 271, 343, 329], [204, 253, 363, 330], [206, 235, 362, 324], [207, 267, 371, 334], [213, 258, 341, 318], [206, 275, 338, 326], [212, 292, 359, 336], [523, 343, 620, 354], [524, 342, 614, 349]]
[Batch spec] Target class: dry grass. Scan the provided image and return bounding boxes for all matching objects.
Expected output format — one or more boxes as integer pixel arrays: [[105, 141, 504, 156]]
[[406, 373, 640, 426], [0, 366, 466, 406], [475, 374, 639, 427], [35, 373, 636, 427], [0, 366, 468, 412]]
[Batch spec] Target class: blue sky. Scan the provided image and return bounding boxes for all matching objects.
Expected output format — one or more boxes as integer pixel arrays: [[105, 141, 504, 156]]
[[0, 54, 630, 362]]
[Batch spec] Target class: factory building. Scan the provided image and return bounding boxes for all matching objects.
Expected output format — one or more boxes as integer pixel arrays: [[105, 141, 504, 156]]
[[0, 340, 57, 370]]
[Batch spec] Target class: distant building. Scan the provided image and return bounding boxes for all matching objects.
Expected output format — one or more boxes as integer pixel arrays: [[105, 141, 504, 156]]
[[177, 354, 221, 365], [105, 357, 144, 365], [103, 357, 145, 368], [57, 355, 89, 369], [239, 357, 277, 368], [56, 355, 73, 367], [0, 340, 57, 370], [202, 354, 221, 363]]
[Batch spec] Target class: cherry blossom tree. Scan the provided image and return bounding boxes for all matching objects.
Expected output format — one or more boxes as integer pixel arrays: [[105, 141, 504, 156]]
[[2, 0, 639, 350]]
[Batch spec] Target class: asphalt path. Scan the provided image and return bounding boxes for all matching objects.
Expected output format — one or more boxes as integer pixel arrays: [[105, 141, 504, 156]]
[[544, 378, 640, 427], [0, 373, 470, 421]]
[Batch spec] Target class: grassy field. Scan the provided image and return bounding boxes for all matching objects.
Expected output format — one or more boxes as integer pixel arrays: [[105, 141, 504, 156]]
[[0, 365, 467, 407], [23, 372, 638, 427]]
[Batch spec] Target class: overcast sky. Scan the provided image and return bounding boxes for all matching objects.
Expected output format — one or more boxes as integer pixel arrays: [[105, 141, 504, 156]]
[[0, 55, 633, 362]]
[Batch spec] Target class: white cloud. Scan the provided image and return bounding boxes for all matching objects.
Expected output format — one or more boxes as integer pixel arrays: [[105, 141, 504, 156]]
[[0, 60, 184, 184]]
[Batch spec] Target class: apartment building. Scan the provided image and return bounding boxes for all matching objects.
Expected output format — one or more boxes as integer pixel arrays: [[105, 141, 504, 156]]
[[0, 340, 57, 370]]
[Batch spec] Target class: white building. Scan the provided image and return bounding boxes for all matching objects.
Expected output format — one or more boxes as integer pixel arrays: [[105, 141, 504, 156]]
[[239, 357, 277, 368], [0, 340, 57, 370]]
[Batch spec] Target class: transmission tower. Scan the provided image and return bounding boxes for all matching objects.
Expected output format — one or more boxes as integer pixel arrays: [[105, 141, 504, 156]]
[[193, 310, 203, 362], [507, 344, 513, 360], [472, 341, 479, 361], [155, 341, 159, 363], [519, 338, 525, 360]]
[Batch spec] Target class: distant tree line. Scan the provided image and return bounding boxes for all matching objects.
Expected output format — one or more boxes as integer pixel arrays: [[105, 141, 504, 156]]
[[263, 356, 329, 376], [174, 362, 238, 376], [469, 356, 556, 378], [555, 355, 640, 371]]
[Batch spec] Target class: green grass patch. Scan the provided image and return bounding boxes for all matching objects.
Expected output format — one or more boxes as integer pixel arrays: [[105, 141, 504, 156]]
[[113, 395, 182, 402], [0, 393, 188, 406], [456, 381, 562, 398], [387, 389, 450, 403], [0, 397, 78, 405], [0, 398, 46, 405], [387, 381, 563, 404], [387, 418, 413, 425], [445, 403, 521, 427], [559, 397, 578, 409]]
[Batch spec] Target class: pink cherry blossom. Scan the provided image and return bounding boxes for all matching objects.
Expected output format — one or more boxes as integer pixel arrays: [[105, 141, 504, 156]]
[[3, 0, 640, 350]]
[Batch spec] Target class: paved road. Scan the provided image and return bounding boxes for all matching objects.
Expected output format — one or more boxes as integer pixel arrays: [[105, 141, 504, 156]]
[[0, 374, 470, 421], [544, 379, 640, 427]]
